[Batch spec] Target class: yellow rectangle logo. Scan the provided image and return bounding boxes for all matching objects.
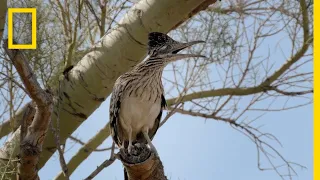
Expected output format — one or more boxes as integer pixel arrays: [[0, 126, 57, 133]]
[[8, 8, 36, 49]]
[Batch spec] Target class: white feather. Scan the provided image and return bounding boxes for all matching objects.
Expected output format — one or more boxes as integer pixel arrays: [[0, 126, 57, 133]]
[[119, 96, 161, 139]]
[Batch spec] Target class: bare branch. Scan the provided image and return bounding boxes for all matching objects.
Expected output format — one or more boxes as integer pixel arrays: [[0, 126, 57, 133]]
[[68, 135, 113, 152], [55, 123, 110, 179], [84, 156, 116, 180], [270, 86, 313, 96], [0, 0, 7, 42], [3, 40, 53, 180], [0, 102, 34, 139], [167, 26, 312, 106]]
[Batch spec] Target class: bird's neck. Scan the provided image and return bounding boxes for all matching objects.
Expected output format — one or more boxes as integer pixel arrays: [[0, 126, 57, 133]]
[[123, 58, 165, 100], [135, 57, 166, 78]]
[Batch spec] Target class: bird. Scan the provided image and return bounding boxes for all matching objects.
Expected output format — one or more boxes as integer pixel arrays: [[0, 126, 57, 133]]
[[109, 32, 205, 155]]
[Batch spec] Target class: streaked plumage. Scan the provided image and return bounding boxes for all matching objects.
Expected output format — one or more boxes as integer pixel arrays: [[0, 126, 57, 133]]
[[109, 32, 205, 154]]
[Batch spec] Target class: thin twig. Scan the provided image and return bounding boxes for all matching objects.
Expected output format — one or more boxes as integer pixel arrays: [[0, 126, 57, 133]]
[[50, 80, 70, 179], [84, 156, 116, 180], [69, 135, 114, 152]]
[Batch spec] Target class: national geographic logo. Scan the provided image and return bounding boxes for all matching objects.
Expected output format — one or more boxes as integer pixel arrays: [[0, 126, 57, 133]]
[[7, 8, 36, 49]]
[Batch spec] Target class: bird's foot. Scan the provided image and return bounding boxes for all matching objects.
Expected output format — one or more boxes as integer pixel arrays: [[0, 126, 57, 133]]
[[142, 130, 159, 157], [148, 143, 158, 157]]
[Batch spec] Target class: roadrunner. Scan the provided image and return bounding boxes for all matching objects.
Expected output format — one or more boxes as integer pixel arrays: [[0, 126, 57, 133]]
[[110, 32, 205, 155]]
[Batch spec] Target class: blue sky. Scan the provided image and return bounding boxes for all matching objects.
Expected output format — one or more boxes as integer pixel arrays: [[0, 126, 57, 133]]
[[0, 1, 313, 180]]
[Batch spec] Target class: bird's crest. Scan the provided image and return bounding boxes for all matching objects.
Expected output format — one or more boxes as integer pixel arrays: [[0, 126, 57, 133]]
[[147, 32, 177, 56]]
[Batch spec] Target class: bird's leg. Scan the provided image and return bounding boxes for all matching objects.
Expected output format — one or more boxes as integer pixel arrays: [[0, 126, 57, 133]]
[[142, 128, 158, 156], [120, 143, 125, 150], [127, 127, 134, 154], [120, 120, 134, 155]]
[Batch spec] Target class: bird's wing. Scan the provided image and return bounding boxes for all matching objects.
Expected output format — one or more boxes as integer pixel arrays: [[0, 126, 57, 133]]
[[109, 80, 125, 147], [149, 94, 167, 140]]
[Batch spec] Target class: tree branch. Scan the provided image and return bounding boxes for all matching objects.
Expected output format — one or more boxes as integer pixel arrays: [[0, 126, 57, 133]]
[[84, 156, 115, 180], [270, 87, 313, 96], [167, 26, 312, 106], [0, 0, 7, 42], [54, 123, 110, 180], [69, 135, 113, 152], [172, 107, 306, 179], [119, 144, 166, 180], [171, 0, 219, 30], [3, 40, 53, 180], [0, 102, 34, 139]]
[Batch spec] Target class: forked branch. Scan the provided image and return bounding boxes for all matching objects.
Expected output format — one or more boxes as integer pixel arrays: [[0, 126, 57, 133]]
[[3, 40, 53, 180]]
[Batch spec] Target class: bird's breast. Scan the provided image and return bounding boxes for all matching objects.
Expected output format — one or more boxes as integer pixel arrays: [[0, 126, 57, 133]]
[[119, 97, 161, 137], [125, 75, 163, 102]]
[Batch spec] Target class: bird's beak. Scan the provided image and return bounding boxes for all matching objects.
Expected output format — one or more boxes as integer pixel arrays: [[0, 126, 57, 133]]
[[162, 40, 206, 61], [171, 40, 206, 54]]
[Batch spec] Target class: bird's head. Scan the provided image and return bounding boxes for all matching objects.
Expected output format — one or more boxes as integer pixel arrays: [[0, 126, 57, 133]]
[[147, 32, 206, 62]]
